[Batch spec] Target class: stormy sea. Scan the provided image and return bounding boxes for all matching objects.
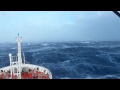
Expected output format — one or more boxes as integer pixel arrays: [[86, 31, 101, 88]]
[[1, 41, 120, 79]]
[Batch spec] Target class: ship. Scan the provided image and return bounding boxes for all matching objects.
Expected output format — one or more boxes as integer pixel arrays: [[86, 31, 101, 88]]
[[0, 34, 52, 79], [0, 11, 118, 79]]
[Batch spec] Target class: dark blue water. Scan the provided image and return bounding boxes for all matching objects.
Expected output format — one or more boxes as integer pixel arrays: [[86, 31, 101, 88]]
[[1, 41, 120, 79]]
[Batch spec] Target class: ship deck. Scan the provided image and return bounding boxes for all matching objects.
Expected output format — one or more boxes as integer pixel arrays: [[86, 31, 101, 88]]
[[0, 69, 50, 79], [0, 64, 52, 79]]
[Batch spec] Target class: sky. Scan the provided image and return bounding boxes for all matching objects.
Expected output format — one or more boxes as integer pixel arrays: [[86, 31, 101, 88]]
[[0, 11, 120, 43]]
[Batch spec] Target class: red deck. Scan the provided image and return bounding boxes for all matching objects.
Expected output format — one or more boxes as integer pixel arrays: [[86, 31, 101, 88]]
[[0, 69, 50, 79]]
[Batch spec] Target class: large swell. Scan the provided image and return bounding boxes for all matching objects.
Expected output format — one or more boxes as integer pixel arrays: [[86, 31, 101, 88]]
[[1, 41, 120, 79]]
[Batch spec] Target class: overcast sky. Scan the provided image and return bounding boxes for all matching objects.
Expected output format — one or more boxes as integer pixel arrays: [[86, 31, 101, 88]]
[[0, 11, 120, 43]]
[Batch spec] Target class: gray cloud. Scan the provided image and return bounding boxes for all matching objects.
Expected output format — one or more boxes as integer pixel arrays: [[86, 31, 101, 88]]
[[0, 11, 120, 43]]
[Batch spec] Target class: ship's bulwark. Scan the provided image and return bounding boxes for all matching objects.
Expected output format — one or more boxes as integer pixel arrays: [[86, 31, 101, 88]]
[[0, 41, 120, 79]]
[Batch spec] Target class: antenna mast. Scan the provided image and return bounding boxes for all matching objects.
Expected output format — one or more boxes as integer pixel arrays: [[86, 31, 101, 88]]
[[16, 33, 22, 79]]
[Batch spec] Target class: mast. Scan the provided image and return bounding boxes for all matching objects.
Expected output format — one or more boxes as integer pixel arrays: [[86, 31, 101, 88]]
[[16, 33, 22, 79]]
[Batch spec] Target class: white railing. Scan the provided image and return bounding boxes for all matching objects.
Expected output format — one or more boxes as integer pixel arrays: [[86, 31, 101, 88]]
[[0, 64, 52, 79]]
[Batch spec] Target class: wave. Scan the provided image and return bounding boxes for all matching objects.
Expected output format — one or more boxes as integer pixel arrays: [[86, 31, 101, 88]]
[[1, 41, 120, 79]]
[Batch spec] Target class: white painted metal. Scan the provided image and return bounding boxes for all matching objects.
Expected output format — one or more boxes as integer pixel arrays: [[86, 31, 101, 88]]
[[16, 33, 22, 79]]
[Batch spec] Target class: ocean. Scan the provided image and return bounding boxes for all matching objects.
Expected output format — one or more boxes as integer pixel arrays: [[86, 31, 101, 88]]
[[0, 41, 120, 79]]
